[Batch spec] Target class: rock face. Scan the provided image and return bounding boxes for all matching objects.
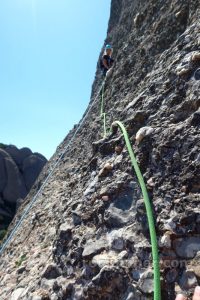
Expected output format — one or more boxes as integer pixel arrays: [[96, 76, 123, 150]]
[[0, 1, 200, 300], [0, 144, 47, 234]]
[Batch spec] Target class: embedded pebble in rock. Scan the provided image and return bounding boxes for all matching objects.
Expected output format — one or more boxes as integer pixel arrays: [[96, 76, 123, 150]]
[[173, 237, 200, 258], [17, 266, 26, 274], [194, 68, 200, 80], [32, 296, 42, 300], [1, 1, 200, 299], [42, 264, 60, 279], [111, 236, 124, 250], [191, 52, 200, 62], [136, 198, 145, 214], [101, 195, 109, 201], [104, 203, 135, 227], [32, 290, 50, 300], [138, 270, 154, 294], [189, 266, 200, 278], [166, 269, 178, 283], [83, 177, 98, 196], [177, 67, 190, 77], [59, 222, 73, 236], [134, 13, 143, 27], [107, 229, 125, 251], [164, 218, 177, 231], [88, 265, 128, 295], [11, 288, 26, 300], [92, 252, 118, 268], [74, 286, 84, 300], [113, 154, 123, 168], [160, 232, 172, 248], [179, 270, 197, 290], [118, 250, 128, 260], [98, 162, 113, 177], [82, 238, 108, 258], [135, 126, 154, 144], [115, 145, 123, 154], [132, 270, 141, 281], [126, 292, 135, 300], [147, 177, 155, 187]]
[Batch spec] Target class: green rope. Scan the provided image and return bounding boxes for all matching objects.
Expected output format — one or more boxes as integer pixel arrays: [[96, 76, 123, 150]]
[[100, 81, 105, 116], [100, 82, 107, 137], [102, 113, 107, 138], [99, 81, 161, 300], [112, 121, 161, 300]]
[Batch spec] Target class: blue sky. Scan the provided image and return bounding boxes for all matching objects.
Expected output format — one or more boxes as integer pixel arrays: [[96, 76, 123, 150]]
[[0, 0, 110, 159]]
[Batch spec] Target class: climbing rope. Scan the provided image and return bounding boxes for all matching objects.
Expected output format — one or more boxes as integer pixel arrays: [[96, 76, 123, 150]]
[[100, 78, 161, 300], [100, 82, 107, 137], [112, 121, 161, 300], [0, 79, 106, 256], [0, 70, 161, 299]]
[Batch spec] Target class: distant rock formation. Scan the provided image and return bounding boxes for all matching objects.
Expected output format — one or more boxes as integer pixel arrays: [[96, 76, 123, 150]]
[[0, 144, 47, 232]]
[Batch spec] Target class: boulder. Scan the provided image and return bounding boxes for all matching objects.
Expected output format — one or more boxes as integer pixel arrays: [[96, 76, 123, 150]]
[[0, 145, 47, 232], [0, 148, 26, 203], [3, 156, 21, 203], [5, 146, 33, 167], [18, 172, 27, 198], [23, 154, 46, 190], [0, 207, 13, 219], [0, 154, 6, 192], [20, 147, 32, 161], [5, 145, 23, 166]]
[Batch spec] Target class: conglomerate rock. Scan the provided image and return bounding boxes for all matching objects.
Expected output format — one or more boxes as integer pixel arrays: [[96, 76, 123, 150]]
[[0, 145, 47, 235], [0, 1, 200, 299]]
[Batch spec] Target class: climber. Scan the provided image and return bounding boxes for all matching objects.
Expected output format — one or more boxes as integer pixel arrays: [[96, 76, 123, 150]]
[[100, 44, 114, 77]]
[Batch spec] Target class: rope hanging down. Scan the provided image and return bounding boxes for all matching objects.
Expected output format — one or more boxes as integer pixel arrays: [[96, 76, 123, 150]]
[[111, 121, 161, 300], [100, 81, 107, 138], [100, 79, 161, 300], [0, 79, 106, 256]]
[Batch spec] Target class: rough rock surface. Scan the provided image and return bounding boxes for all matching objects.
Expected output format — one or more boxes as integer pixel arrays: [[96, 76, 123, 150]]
[[0, 144, 47, 235], [0, 0, 200, 299]]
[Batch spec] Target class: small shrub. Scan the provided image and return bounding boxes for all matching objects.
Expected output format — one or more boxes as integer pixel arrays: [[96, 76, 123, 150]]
[[15, 254, 27, 267], [0, 143, 7, 149], [0, 229, 7, 241]]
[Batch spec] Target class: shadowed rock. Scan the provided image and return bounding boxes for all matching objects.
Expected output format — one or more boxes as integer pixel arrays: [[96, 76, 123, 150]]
[[0, 145, 47, 233]]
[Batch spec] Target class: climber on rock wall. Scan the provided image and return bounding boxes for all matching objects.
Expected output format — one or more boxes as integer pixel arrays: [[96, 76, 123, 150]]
[[100, 44, 114, 77]]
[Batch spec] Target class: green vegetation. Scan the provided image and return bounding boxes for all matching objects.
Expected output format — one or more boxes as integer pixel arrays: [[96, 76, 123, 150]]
[[0, 143, 7, 149], [0, 229, 7, 241], [15, 254, 27, 267]]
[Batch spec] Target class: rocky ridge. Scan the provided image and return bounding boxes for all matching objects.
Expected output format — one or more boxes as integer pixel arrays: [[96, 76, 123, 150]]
[[0, 144, 47, 239], [0, 1, 200, 299]]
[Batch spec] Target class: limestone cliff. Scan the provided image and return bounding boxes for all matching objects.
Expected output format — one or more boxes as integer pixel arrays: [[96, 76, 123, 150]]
[[0, 1, 200, 299]]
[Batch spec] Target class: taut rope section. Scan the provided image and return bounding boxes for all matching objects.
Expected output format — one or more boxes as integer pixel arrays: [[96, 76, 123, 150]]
[[100, 82, 107, 138]]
